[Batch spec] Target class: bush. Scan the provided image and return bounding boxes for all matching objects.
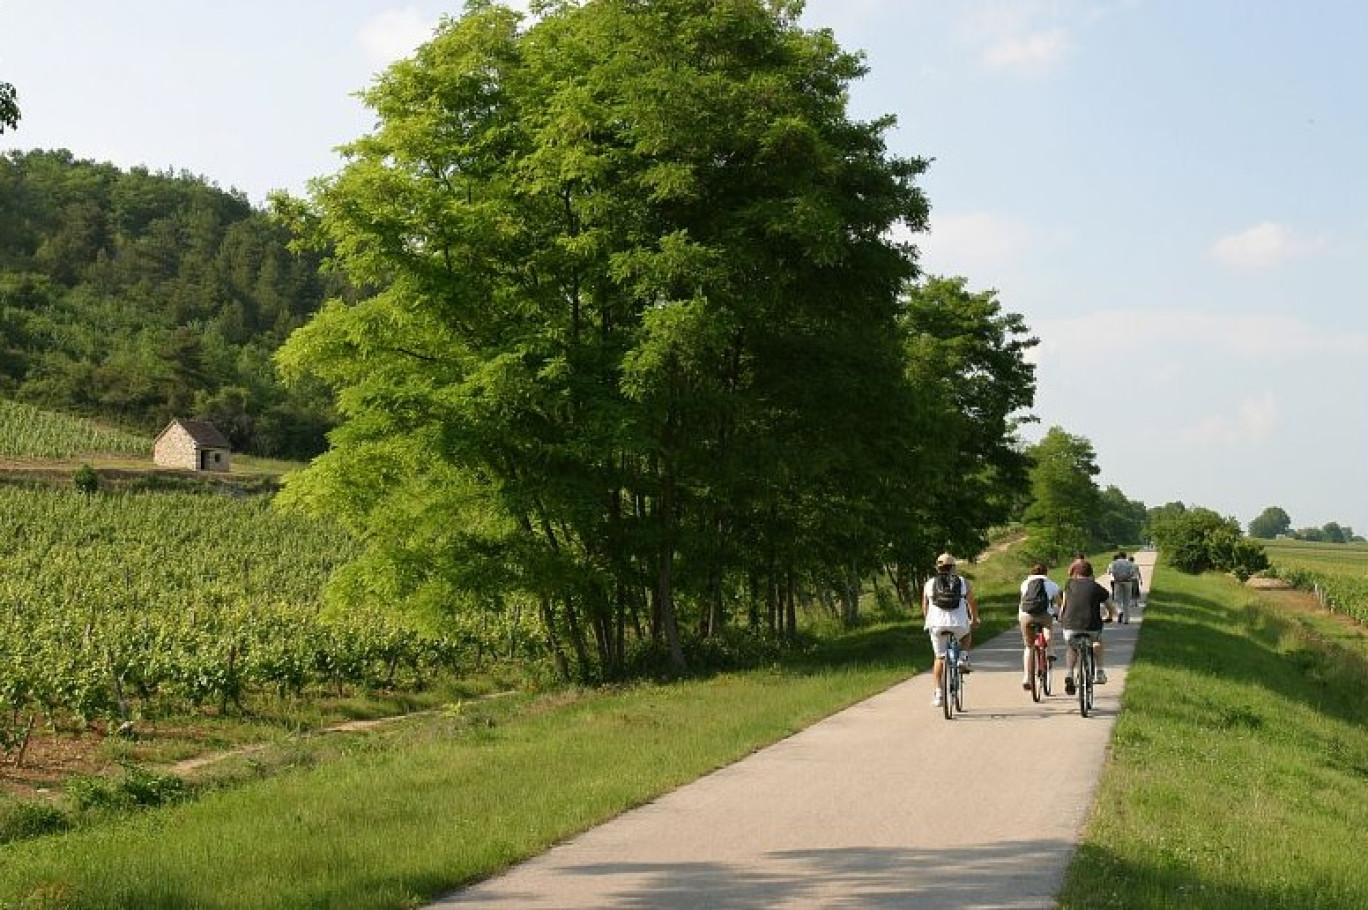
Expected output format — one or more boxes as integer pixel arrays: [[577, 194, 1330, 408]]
[[1155, 507, 1268, 578], [0, 800, 70, 844], [65, 764, 187, 812], [73, 463, 99, 494]]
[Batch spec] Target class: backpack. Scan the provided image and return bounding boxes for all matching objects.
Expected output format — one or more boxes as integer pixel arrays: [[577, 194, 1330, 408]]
[[930, 573, 962, 610], [1020, 577, 1050, 615], [1111, 560, 1134, 581]]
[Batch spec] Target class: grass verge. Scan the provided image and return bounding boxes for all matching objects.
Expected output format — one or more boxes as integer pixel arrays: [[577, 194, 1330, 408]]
[[1059, 566, 1368, 908], [0, 628, 918, 909]]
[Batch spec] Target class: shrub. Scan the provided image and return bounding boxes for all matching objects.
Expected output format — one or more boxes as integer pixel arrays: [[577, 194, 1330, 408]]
[[73, 464, 99, 494], [0, 800, 70, 844]]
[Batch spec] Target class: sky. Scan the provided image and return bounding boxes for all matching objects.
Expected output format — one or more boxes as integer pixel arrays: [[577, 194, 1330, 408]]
[[2, 0, 1366, 536]]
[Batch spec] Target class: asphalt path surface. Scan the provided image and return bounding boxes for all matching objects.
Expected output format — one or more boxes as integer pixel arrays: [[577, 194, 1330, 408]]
[[433, 552, 1155, 909]]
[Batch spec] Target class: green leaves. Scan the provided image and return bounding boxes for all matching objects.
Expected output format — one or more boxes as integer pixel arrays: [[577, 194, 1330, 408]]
[[278, 0, 1034, 676]]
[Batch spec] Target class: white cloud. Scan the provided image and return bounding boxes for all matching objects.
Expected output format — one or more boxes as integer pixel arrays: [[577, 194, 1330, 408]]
[[955, 2, 1072, 74], [913, 210, 1034, 276], [982, 27, 1070, 72], [1177, 391, 1278, 448], [1209, 221, 1325, 269], [1037, 309, 1368, 362], [359, 8, 437, 68]]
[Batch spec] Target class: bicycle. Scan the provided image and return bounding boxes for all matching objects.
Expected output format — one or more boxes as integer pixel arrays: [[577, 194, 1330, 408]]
[[939, 630, 966, 719], [1068, 632, 1096, 717], [1027, 619, 1052, 702]]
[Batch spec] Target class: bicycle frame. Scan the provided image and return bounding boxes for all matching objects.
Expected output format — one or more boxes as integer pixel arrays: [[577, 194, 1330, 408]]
[[939, 630, 964, 719], [1071, 632, 1096, 717], [1029, 621, 1051, 702]]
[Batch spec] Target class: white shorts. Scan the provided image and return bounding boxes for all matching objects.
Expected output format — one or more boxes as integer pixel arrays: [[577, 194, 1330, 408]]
[[926, 625, 970, 657]]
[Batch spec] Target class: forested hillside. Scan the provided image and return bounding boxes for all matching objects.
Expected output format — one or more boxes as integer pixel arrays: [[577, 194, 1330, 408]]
[[0, 149, 338, 459]]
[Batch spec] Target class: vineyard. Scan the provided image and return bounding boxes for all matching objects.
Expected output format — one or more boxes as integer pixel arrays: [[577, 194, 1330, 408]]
[[1263, 538, 1368, 625], [0, 485, 475, 764], [0, 399, 150, 460]]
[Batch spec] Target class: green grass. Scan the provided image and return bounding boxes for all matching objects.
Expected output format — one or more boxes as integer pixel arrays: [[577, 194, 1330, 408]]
[[6, 546, 1361, 908], [1060, 565, 1368, 908], [0, 652, 915, 908]]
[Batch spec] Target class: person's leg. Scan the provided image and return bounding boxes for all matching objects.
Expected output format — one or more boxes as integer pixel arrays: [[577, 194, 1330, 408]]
[[1062, 630, 1079, 693], [929, 630, 947, 703], [1019, 614, 1034, 684], [1093, 638, 1107, 682]]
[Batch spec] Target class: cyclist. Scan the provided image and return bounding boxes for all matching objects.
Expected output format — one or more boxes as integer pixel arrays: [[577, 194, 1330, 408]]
[[1059, 559, 1110, 694], [1017, 562, 1060, 690], [922, 552, 980, 708], [1106, 551, 1138, 622]]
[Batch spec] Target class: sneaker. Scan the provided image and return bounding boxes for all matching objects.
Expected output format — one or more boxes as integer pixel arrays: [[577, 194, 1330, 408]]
[[1047, 654, 1057, 664], [932, 689, 944, 707], [957, 655, 971, 674], [1064, 676, 1076, 695], [1022, 680, 1032, 690], [1118, 612, 1127, 624], [1094, 670, 1108, 685]]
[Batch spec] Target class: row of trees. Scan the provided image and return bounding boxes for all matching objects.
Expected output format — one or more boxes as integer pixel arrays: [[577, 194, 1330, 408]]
[[0, 149, 339, 458], [276, 0, 1038, 680], [1018, 426, 1147, 564], [1247, 506, 1362, 543]]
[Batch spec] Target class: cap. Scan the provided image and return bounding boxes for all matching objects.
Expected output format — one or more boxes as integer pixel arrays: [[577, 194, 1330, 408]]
[[935, 552, 956, 568]]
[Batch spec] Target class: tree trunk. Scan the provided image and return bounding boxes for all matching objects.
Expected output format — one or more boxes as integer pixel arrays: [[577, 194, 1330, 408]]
[[539, 595, 570, 682]]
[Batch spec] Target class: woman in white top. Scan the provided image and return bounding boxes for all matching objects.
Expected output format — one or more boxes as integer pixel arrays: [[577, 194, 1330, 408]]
[[921, 553, 981, 707]]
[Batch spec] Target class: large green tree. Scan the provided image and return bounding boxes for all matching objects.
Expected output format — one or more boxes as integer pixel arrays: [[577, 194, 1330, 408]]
[[1021, 426, 1102, 565], [0, 81, 18, 133], [1248, 505, 1291, 539], [277, 0, 943, 678], [881, 276, 1036, 599]]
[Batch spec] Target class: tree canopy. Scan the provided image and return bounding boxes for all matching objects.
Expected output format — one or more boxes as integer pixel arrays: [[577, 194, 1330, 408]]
[[1020, 426, 1102, 565], [0, 81, 17, 133], [1248, 505, 1291, 539], [0, 149, 338, 457], [277, 0, 1036, 678]]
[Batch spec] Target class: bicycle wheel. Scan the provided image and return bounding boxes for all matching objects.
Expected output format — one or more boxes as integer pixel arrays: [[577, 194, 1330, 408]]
[[954, 662, 965, 712], [1041, 636, 1053, 696], [1078, 643, 1092, 717], [941, 656, 954, 720], [1028, 643, 1041, 702]]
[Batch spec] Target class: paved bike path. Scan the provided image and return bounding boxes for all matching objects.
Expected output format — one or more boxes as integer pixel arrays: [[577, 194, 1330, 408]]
[[433, 554, 1154, 908]]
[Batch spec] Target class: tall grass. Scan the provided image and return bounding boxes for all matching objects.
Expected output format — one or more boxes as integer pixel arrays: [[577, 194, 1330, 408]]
[[1060, 567, 1368, 908]]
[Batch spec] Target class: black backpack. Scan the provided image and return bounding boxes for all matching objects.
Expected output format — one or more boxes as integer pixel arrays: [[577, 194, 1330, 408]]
[[931, 573, 962, 610], [1020, 576, 1050, 615]]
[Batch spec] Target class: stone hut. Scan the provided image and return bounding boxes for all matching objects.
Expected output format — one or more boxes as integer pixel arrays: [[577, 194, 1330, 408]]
[[152, 419, 232, 472]]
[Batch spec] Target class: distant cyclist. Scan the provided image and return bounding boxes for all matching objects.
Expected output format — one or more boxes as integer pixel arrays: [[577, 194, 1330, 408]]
[[1059, 559, 1110, 693], [922, 553, 980, 708], [1017, 563, 1060, 690], [1106, 551, 1138, 623]]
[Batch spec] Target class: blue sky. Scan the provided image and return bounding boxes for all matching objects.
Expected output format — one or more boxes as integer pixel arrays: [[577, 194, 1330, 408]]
[[3, 1, 1365, 535]]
